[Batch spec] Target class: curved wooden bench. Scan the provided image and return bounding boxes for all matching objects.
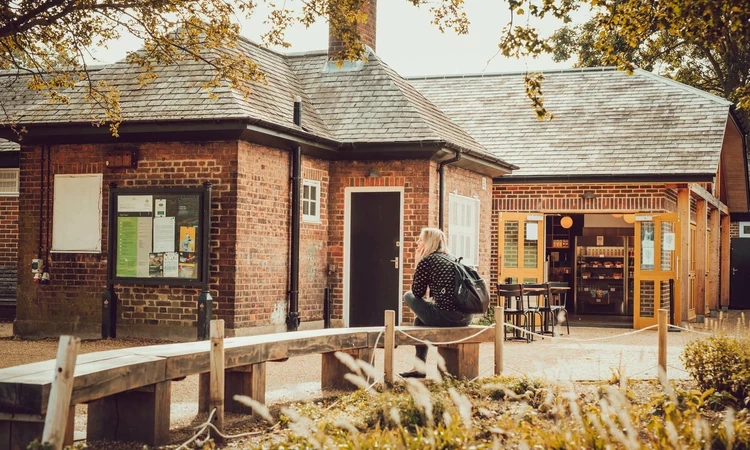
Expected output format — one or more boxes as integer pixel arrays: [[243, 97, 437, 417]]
[[0, 325, 495, 448]]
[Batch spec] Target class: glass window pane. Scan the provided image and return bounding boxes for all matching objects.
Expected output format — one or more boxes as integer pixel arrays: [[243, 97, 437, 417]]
[[523, 222, 538, 269], [661, 221, 675, 271], [504, 221, 519, 268], [310, 201, 316, 217], [303, 200, 309, 215], [303, 185, 310, 199], [640, 222, 655, 271], [639, 280, 655, 318], [311, 185, 317, 199]]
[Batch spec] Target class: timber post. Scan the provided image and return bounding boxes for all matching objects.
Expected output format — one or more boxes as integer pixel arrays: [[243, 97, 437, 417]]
[[42, 336, 80, 450], [384, 310, 395, 384], [210, 319, 225, 437], [494, 306, 504, 375], [658, 309, 668, 376]]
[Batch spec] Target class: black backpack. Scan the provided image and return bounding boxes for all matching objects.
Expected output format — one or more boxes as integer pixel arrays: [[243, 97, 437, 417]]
[[438, 254, 490, 314]]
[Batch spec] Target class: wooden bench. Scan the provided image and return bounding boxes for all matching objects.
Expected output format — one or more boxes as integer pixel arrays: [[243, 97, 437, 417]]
[[0, 324, 495, 448]]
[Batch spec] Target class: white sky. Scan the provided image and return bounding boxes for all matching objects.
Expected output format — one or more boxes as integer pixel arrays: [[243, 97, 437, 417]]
[[91, 0, 594, 77]]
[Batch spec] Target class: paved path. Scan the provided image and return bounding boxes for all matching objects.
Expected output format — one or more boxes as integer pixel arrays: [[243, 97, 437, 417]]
[[1, 313, 747, 436]]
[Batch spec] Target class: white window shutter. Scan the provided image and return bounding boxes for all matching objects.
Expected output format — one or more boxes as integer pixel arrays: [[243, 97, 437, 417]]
[[448, 194, 480, 266]]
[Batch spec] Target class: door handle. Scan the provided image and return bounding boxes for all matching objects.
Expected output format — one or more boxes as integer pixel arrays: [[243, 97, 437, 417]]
[[732, 268, 738, 275], [390, 257, 399, 269]]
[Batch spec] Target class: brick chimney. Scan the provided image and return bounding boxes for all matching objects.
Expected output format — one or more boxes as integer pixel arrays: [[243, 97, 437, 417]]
[[328, 0, 377, 61]]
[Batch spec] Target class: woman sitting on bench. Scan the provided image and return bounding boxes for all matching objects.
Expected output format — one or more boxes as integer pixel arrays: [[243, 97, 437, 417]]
[[400, 227, 473, 378]]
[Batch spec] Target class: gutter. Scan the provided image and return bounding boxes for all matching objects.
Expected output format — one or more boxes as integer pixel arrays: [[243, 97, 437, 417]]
[[492, 173, 715, 184], [438, 151, 461, 230]]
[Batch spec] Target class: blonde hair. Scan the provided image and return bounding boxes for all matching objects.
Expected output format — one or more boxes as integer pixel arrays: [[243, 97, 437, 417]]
[[417, 227, 448, 262]]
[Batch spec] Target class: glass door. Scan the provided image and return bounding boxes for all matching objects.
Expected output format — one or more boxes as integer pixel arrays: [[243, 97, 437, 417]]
[[633, 213, 679, 329], [498, 213, 545, 285]]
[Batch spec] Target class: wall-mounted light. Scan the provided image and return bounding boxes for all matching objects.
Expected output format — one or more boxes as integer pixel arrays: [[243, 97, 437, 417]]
[[581, 191, 596, 200], [623, 214, 636, 224], [611, 214, 623, 218], [560, 216, 573, 229], [367, 168, 381, 178]]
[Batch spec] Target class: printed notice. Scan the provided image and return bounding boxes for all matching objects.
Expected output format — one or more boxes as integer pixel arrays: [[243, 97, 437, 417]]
[[153, 217, 176, 253], [116, 217, 138, 277], [136, 217, 153, 277], [642, 247, 655, 266], [118, 195, 153, 213], [663, 232, 676, 251], [163, 252, 179, 277], [155, 199, 167, 218], [525, 223, 538, 241]]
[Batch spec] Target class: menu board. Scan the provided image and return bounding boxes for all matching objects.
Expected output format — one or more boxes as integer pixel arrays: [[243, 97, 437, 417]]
[[112, 190, 205, 284]]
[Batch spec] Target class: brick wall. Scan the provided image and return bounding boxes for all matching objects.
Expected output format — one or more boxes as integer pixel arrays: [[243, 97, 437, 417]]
[[326, 160, 490, 325], [0, 196, 18, 266], [15, 142, 239, 339], [493, 184, 674, 212], [731, 221, 739, 238], [300, 157, 330, 323], [328, 160, 430, 324], [443, 165, 492, 282]]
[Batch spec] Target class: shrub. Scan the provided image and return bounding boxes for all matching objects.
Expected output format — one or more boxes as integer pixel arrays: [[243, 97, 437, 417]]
[[681, 336, 750, 407]]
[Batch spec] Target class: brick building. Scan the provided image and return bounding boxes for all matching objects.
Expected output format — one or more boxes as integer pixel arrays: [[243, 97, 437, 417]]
[[413, 68, 749, 326], [2, 1, 748, 338], [0, 8, 512, 339]]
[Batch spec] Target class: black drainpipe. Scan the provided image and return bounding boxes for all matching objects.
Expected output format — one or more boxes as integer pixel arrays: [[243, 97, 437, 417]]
[[438, 151, 462, 230], [287, 98, 303, 331]]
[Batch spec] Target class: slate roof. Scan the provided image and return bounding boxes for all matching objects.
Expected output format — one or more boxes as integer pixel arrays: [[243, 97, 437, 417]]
[[287, 51, 488, 154], [0, 39, 505, 165], [409, 67, 733, 177]]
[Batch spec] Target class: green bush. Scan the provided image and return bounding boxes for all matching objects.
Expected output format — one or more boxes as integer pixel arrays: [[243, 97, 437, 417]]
[[681, 336, 750, 407]]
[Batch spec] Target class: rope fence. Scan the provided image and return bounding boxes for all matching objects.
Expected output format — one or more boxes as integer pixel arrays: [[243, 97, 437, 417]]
[[168, 308, 744, 449]]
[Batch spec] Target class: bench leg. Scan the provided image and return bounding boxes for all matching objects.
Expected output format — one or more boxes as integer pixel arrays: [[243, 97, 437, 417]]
[[87, 380, 171, 446], [438, 343, 479, 379], [225, 363, 266, 415], [321, 348, 374, 391], [0, 419, 43, 450], [200, 363, 267, 416]]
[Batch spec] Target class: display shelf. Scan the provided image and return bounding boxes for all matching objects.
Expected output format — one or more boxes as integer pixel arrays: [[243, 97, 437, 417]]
[[574, 236, 629, 313]]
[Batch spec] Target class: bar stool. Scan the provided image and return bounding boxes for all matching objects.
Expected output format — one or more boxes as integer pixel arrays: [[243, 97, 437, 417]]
[[496, 283, 532, 343], [549, 281, 570, 335], [523, 283, 554, 337]]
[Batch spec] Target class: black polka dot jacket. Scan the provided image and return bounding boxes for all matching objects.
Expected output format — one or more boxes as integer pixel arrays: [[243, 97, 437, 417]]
[[412, 252, 459, 311]]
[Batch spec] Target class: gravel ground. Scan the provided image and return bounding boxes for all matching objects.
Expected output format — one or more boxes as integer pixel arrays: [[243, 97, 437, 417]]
[[0, 312, 747, 449]]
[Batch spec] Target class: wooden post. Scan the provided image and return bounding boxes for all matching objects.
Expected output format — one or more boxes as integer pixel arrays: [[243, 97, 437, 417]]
[[384, 310, 395, 384], [87, 381, 171, 446], [720, 214, 731, 310], [677, 188, 690, 323], [658, 309, 668, 376], [225, 363, 266, 415], [695, 199, 707, 319], [42, 335, 80, 450], [494, 306, 504, 375], [437, 344, 479, 379], [708, 208, 720, 315], [321, 348, 373, 390], [210, 319, 225, 435]]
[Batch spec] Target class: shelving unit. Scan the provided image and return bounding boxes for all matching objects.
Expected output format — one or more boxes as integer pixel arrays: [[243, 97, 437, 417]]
[[574, 236, 630, 315]]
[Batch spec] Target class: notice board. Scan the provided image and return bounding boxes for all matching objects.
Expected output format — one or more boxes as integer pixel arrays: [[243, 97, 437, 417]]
[[109, 187, 209, 286]]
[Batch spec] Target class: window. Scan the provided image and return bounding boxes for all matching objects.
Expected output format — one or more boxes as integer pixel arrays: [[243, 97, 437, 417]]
[[448, 193, 480, 266], [740, 222, 750, 238], [302, 179, 321, 223], [0, 168, 19, 196], [52, 174, 103, 252]]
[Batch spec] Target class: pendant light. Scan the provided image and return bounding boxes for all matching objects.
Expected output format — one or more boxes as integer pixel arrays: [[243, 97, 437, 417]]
[[560, 216, 573, 229]]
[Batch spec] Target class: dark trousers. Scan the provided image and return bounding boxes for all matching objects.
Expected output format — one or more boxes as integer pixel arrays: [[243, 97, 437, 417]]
[[403, 291, 473, 362]]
